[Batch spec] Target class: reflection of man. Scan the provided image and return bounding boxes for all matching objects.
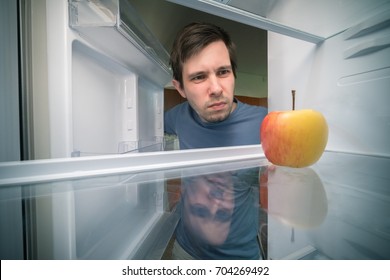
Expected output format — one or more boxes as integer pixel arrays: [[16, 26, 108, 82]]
[[182, 173, 235, 246], [173, 169, 261, 259]]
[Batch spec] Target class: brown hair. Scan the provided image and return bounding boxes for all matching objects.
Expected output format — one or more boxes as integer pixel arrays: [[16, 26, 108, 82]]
[[170, 22, 237, 88]]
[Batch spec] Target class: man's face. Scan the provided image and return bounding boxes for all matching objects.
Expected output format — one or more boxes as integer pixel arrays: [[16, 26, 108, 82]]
[[173, 41, 236, 123], [183, 173, 235, 245]]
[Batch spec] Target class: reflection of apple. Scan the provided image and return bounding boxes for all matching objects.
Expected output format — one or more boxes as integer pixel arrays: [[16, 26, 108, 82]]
[[261, 109, 328, 168], [268, 166, 327, 229]]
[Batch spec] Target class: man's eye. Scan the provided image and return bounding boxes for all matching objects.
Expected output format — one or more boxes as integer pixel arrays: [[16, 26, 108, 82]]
[[191, 75, 205, 82], [218, 69, 230, 76]]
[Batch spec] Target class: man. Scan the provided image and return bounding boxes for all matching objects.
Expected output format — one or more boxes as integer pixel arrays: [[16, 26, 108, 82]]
[[164, 22, 267, 260], [164, 22, 267, 149]]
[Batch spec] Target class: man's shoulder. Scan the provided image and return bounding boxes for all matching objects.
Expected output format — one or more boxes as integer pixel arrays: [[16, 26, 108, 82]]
[[236, 100, 268, 116], [165, 101, 190, 115], [164, 101, 193, 129]]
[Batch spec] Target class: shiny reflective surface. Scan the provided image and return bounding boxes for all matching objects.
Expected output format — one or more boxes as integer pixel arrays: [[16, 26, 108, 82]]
[[1, 151, 389, 259], [268, 151, 390, 259]]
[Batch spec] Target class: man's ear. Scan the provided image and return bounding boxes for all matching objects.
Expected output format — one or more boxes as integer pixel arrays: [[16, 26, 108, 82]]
[[172, 79, 186, 99]]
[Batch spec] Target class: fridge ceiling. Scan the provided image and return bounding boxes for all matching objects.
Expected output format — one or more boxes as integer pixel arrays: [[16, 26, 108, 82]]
[[171, 0, 390, 42], [226, 0, 390, 39]]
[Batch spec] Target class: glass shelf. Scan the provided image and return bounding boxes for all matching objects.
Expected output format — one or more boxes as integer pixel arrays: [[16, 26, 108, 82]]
[[1, 146, 389, 259]]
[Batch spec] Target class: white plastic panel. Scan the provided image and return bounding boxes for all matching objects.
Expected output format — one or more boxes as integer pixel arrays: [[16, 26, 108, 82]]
[[71, 40, 139, 156], [137, 78, 164, 152], [69, 0, 171, 85], [68, 0, 118, 27]]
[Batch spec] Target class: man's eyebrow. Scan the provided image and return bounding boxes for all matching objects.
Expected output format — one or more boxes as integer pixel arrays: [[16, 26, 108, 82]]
[[188, 66, 232, 77], [187, 71, 207, 79], [218, 65, 232, 70]]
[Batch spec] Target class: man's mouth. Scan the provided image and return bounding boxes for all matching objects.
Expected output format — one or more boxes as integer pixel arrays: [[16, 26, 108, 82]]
[[208, 102, 226, 110]]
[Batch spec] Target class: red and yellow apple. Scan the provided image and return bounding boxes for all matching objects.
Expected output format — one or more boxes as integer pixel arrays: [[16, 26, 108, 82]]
[[260, 109, 328, 168]]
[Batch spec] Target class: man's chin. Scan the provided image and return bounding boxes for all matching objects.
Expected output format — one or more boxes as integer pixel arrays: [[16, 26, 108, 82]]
[[198, 103, 234, 123], [203, 112, 230, 123]]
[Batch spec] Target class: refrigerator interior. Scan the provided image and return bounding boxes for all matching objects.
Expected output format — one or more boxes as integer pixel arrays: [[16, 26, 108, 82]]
[[2, 0, 390, 260]]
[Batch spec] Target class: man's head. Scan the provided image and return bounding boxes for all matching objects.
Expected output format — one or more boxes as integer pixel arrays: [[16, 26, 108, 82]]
[[170, 22, 237, 86], [170, 23, 238, 123]]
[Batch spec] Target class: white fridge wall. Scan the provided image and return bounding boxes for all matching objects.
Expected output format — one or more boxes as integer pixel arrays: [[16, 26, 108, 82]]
[[46, 0, 168, 158], [72, 42, 165, 155], [137, 78, 164, 152], [268, 8, 390, 156], [72, 40, 137, 156]]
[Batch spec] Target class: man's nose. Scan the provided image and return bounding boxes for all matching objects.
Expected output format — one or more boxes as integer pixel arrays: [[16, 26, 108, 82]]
[[208, 75, 222, 96]]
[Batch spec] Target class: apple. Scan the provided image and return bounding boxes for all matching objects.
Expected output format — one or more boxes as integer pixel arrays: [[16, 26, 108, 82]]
[[261, 109, 328, 168]]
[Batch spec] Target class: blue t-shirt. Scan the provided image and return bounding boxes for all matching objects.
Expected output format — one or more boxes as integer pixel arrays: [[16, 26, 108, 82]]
[[164, 99, 268, 149]]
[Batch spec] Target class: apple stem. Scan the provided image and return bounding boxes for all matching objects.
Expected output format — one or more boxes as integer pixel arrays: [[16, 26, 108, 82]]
[[292, 90, 296, 110]]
